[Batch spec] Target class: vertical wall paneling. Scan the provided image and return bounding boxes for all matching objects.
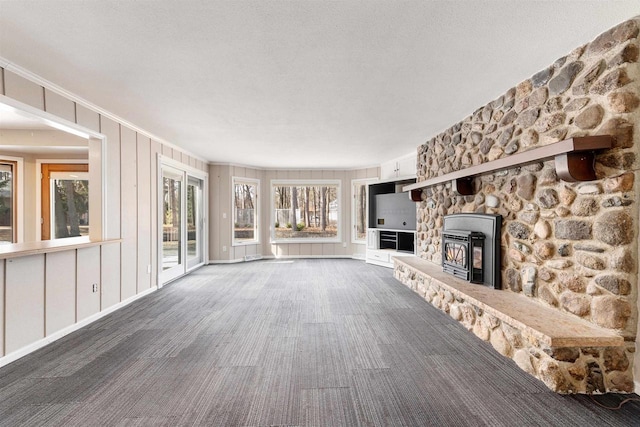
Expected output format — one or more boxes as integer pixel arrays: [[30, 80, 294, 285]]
[[76, 246, 101, 321], [219, 165, 231, 260], [3, 70, 44, 110], [299, 244, 312, 256], [288, 243, 300, 257], [43, 89, 75, 122], [0, 260, 4, 357], [45, 251, 76, 335], [172, 148, 181, 162], [101, 117, 122, 240], [88, 136, 104, 241], [101, 243, 121, 310], [162, 145, 172, 157], [120, 126, 138, 300], [311, 243, 323, 256], [5, 255, 45, 354], [208, 165, 220, 261], [0, 67, 4, 95], [75, 104, 100, 132], [136, 134, 152, 292], [150, 141, 161, 287]]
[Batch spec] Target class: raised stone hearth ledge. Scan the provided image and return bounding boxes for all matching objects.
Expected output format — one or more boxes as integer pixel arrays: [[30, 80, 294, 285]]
[[394, 256, 634, 394]]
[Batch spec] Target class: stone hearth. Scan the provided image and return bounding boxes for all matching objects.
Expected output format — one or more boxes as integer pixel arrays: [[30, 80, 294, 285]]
[[394, 257, 633, 393]]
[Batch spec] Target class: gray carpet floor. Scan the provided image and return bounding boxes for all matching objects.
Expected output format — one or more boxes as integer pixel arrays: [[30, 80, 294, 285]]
[[0, 259, 639, 426]]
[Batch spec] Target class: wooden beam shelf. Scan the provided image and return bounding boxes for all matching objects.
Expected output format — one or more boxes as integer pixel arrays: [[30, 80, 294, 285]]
[[403, 136, 613, 196]]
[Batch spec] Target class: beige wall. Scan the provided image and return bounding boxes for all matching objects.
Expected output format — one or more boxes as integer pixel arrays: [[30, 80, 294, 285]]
[[0, 67, 207, 362], [209, 164, 378, 262]]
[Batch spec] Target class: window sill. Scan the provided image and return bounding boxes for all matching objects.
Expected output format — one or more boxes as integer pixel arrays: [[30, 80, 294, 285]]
[[0, 237, 122, 259]]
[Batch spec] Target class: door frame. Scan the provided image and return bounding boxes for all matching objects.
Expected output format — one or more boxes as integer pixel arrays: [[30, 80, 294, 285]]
[[157, 155, 208, 286], [186, 175, 205, 270]]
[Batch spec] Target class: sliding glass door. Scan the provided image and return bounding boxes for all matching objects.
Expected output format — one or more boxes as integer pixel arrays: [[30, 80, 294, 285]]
[[187, 176, 204, 269], [161, 166, 184, 282], [160, 160, 207, 285]]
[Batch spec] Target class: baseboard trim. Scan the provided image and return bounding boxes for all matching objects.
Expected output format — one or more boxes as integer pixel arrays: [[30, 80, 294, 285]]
[[272, 255, 354, 259], [208, 255, 368, 263], [0, 286, 158, 369], [208, 258, 245, 264]]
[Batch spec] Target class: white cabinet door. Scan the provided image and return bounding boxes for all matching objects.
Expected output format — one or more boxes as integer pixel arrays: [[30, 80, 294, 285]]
[[397, 154, 417, 177], [381, 155, 416, 180], [380, 160, 398, 180], [367, 229, 379, 249]]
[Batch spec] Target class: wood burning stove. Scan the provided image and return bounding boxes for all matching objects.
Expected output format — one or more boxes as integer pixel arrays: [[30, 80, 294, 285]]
[[442, 213, 502, 289], [442, 230, 484, 283]]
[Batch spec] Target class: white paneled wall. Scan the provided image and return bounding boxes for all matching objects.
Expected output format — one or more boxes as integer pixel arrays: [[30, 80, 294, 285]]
[[101, 243, 122, 309], [0, 65, 207, 364], [76, 246, 101, 322], [5, 255, 45, 353], [120, 125, 138, 301], [45, 251, 76, 335]]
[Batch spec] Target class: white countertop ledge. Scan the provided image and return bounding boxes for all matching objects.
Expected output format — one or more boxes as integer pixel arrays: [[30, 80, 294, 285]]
[[0, 237, 122, 259]]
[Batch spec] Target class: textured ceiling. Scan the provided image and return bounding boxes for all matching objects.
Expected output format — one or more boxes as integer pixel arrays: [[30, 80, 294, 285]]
[[0, 1, 638, 168]]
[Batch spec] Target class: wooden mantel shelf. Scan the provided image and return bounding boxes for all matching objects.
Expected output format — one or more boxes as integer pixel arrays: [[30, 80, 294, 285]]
[[403, 136, 613, 196]]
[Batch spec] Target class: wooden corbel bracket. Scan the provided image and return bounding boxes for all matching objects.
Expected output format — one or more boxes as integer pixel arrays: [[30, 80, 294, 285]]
[[403, 136, 613, 196]]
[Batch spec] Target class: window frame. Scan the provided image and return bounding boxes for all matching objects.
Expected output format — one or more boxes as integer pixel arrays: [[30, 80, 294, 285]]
[[270, 179, 341, 244], [351, 178, 376, 244], [232, 176, 260, 246], [0, 157, 22, 244], [40, 163, 89, 240]]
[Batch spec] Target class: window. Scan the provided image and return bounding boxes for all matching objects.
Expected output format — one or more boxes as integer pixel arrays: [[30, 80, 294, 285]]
[[41, 163, 89, 240], [271, 180, 340, 242], [0, 160, 17, 244], [352, 179, 371, 243], [233, 177, 259, 245]]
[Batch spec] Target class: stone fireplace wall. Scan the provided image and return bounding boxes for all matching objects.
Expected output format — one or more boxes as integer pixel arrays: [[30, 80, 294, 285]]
[[414, 18, 639, 387]]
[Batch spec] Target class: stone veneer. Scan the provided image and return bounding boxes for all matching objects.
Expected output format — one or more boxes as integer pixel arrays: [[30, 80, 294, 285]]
[[399, 17, 640, 393]]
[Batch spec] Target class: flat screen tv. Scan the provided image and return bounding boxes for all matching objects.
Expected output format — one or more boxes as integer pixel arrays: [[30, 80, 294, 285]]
[[375, 193, 416, 230]]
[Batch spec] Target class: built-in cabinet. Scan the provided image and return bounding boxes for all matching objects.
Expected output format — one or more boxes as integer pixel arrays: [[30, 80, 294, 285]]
[[365, 176, 417, 268], [380, 153, 417, 181], [366, 228, 416, 268]]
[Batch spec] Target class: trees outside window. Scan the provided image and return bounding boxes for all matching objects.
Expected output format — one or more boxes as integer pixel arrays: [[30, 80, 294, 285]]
[[271, 180, 340, 242], [233, 178, 259, 245]]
